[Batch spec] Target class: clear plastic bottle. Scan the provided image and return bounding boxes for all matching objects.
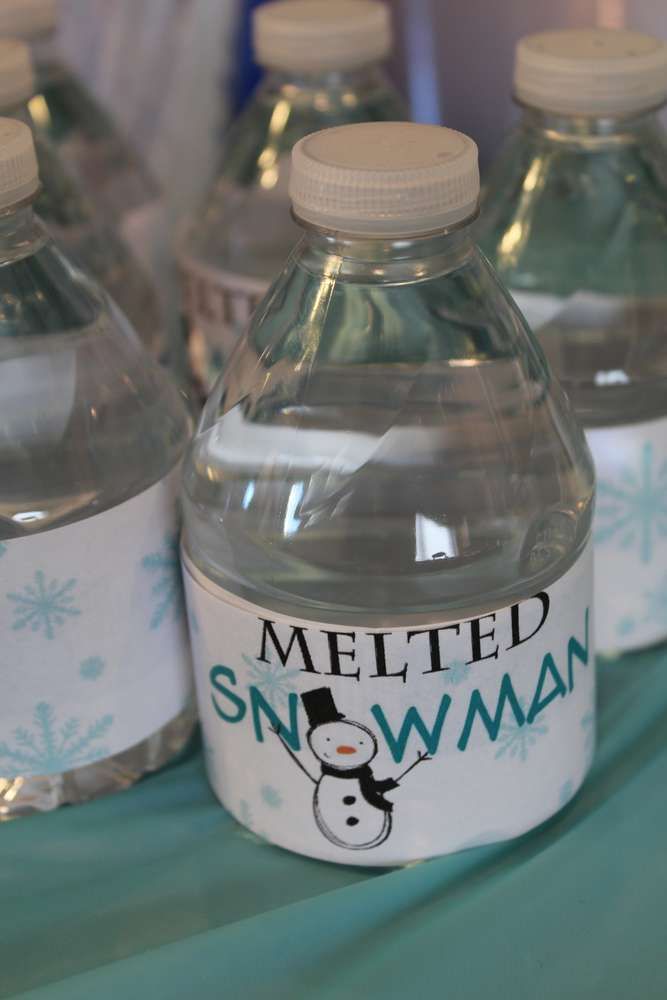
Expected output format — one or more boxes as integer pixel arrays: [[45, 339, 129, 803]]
[[0, 0, 162, 268], [478, 28, 667, 655], [0, 37, 166, 362], [179, 0, 407, 397], [0, 119, 194, 818], [181, 121, 596, 866]]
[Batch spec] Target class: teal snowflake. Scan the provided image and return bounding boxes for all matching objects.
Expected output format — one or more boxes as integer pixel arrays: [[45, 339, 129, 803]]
[[243, 653, 300, 707], [261, 784, 283, 808], [79, 656, 105, 681], [494, 698, 548, 762], [0, 542, 6, 558], [643, 573, 667, 626], [558, 779, 574, 808], [595, 442, 667, 564], [0, 702, 113, 777], [142, 533, 184, 630], [581, 711, 595, 763], [617, 615, 637, 637], [7, 571, 80, 639], [236, 799, 266, 845], [443, 659, 471, 686]]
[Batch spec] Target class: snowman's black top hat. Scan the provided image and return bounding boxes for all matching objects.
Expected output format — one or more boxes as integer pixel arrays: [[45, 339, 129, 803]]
[[301, 687, 345, 728]]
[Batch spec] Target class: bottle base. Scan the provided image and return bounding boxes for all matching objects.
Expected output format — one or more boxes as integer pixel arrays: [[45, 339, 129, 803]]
[[0, 704, 196, 820]]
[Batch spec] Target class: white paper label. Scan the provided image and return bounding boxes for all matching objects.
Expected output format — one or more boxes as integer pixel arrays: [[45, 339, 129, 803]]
[[0, 472, 193, 777], [180, 255, 268, 392], [183, 546, 594, 865], [588, 416, 667, 653]]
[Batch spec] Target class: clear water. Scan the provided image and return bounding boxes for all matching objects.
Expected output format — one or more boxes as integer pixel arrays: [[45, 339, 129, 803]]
[[0, 207, 193, 817], [477, 109, 667, 428], [181, 65, 407, 392], [183, 229, 594, 628]]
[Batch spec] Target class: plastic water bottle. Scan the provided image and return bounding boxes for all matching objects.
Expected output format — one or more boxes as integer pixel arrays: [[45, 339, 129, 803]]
[[181, 121, 596, 865], [179, 0, 406, 397], [0, 37, 166, 362], [0, 0, 162, 274], [478, 28, 667, 655], [0, 120, 194, 818]]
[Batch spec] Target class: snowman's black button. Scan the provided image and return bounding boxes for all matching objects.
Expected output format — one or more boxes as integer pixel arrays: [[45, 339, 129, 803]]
[[343, 795, 356, 805], [346, 817, 359, 827]]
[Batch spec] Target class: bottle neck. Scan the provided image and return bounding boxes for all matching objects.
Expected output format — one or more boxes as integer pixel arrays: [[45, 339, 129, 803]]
[[0, 202, 45, 263], [518, 103, 663, 146], [259, 62, 391, 107], [297, 223, 475, 284]]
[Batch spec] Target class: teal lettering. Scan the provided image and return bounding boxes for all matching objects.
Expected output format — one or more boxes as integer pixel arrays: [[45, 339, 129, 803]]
[[371, 694, 451, 764], [527, 653, 567, 723], [567, 607, 590, 691], [458, 673, 524, 751], [210, 666, 246, 723], [250, 686, 300, 749]]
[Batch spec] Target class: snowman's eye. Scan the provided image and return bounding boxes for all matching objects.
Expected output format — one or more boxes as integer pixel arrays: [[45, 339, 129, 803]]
[[325, 737, 330, 742]]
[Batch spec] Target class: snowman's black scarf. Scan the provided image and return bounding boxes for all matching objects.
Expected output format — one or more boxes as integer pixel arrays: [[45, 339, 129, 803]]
[[320, 764, 397, 812]]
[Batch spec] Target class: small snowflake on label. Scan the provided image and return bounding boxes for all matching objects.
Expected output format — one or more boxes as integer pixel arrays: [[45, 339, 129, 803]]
[[643, 573, 667, 627], [442, 659, 470, 686], [0, 702, 113, 777], [558, 779, 575, 809], [260, 784, 283, 809], [243, 653, 301, 708], [235, 799, 266, 845], [142, 533, 184, 630], [0, 542, 6, 559], [581, 711, 595, 764], [79, 656, 106, 681], [7, 571, 80, 639], [595, 441, 667, 564], [616, 615, 637, 638], [494, 697, 548, 763]]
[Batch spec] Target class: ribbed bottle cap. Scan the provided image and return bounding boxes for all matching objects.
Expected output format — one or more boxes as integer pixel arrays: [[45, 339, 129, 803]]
[[253, 0, 391, 73], [0, 118, 38, 208], [0, 39, 35, 111], [290, 122, 479, 236], [515, 28, 667, 116]]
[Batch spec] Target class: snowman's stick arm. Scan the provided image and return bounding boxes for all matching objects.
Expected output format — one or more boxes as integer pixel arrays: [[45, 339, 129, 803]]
[[271, 726, 316, 784], [395, 751, 431, 783]]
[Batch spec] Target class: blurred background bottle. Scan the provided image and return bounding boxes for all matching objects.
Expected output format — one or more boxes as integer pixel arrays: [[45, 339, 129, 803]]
[[478, 28, 667, 654], [178, 0, 407, 398], [0, 119, 194, 817], [0, 37, 166, 361], [182, 122, 595, 863]]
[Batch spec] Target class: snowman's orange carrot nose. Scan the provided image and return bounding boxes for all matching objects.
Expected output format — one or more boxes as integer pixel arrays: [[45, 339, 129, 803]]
[[337, 745, 356, 754]]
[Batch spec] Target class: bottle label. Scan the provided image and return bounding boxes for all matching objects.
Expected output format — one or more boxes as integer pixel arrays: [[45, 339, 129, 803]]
[[179, 255, 268, 391], [183, 544, 594, 865], [587, 416, 667, 653], [0, 472, 193, 777]]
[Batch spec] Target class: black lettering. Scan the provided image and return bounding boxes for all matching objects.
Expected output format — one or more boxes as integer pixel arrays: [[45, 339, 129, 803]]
[[368, 632, 407, 682], [508, 593, 550, 649], [467, 614, 499, 664], [257, 619, 318, 673], [407, 625, 461, 674]]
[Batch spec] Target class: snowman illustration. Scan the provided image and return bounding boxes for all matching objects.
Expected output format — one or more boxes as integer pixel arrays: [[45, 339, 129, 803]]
[[272, 687, 431, 851]]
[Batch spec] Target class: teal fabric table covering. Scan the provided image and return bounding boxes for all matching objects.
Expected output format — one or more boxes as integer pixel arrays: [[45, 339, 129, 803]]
[[2, 649, 666, 999]]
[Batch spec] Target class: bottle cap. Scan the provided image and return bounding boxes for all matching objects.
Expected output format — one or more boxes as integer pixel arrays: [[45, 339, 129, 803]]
[[0, 39, 35, 111], [515, 28, 667, 116], [253, 0, 391, 74], [0, 117, 39, 209], [290, 121, 479, 236]]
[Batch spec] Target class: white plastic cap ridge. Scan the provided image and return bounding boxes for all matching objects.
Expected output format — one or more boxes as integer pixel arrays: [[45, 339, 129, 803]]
[[0, 0, 57, 39], [289, 121, 480, 237], [0, 118, 39, 209], [253, 0, 392, 73], [0, 39, 35, 111], [515, 28, 667, 116]]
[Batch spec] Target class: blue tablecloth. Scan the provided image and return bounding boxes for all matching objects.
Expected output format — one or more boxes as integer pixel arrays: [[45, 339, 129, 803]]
[[2, 648, 666, 999]]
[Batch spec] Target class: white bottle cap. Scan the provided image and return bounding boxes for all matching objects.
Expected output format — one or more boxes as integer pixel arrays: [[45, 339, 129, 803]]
[[0, 117, 39, 209], [290, 122, 479, 236], [515, 28, 667, 116], [253, 0, 391, 74], [0, 39, 35, 111]]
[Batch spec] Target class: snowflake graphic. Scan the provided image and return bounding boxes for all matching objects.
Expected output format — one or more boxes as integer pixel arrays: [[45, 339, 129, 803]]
[[0, 702, 113, 777], [243, 653, 300, 707], [0, 542, 6, 558], [7, 571, 80, 639], [595, 442, 667, 564], [235, 799, 266, 845], [617, 615, 637, 638], [643, 573, 667, 626], [443, 659, 471, 686], [79, 656, 106, 681], [142, 533, 184, 630], [581, 711, 595, 764], [494, 698, 548, 763], [261, 784, 283, 808]]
